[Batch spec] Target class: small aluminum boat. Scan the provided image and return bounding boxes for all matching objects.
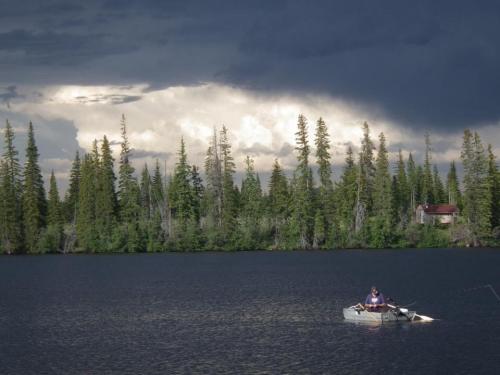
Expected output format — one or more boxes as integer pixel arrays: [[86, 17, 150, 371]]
[[343, 306, 416, 322]]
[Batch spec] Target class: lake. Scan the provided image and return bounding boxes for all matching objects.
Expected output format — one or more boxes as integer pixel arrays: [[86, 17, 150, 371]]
[[0, 249, 499, 374]]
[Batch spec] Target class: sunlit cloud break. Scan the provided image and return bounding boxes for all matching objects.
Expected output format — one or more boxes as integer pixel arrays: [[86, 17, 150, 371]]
[[8, 82, 492, 186]]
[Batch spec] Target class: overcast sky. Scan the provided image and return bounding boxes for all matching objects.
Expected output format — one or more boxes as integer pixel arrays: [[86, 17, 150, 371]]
[[1, 0, 499, 190]]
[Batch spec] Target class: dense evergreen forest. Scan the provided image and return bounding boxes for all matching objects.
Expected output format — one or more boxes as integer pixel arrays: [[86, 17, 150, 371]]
[[0, 115, 499, 254]]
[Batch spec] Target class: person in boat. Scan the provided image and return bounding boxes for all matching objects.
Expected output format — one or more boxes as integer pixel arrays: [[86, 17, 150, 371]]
[[364, 286, 386, 311]]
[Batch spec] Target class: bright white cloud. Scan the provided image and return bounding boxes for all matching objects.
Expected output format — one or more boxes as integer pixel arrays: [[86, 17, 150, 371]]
[[8, 83, 500, 183]]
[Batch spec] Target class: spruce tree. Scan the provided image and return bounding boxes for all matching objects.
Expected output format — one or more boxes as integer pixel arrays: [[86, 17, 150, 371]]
[[406, 152, 418, 218], [140, 164, 152, 220], [394, 149, 410, 227], [169, 137, 195, 246], [432, 165, 446, 204], [96, 136, 117, 245], [22, 122, 47, 253], [314, 117, 334, 247], [487, 145, 500, 230], [76, 153, 97, 251], [461, 130, 491, 245], [219, 126, 237, 246], [268, 158, 289, 248], [239, 156, 263, 249], [0, 120, 23, 253], [354, 122, 375, 233], [45, 170, 63, 251], [204, 128, 223, 239], [190, 165, 204, 224], [335, 146, 358, 246], [446, 161, 462, 210], [291, 114, 313, 249], [421, 132, 434, 204], [371, 132, 393, 247], [64, 151, 81, 223]]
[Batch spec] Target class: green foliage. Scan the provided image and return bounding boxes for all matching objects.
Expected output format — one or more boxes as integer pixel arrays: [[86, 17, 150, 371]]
[[461, 130, 491, 246], [432, 165, 446, 204], [393, 150, 410, 227], [47, 170, 63, 251], [370, 133, 393, 247], [23, 122, 47, 253], [487, 145, 500, 231], [76, 154, 98, 251], [0, 120, 23, 253], [96, 136, 117, 244], [268, 159, 289, 248], [1, 113, 497, 254], [421, 132, 434, 204], [291, 114, 314, 249], [64, 151, 81, 223], [334, 146, 357, 247], [446, 161, 462, 211]]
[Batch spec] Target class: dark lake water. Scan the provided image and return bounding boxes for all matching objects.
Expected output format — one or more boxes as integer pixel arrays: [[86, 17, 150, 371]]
[[0, 249, 499, 374]]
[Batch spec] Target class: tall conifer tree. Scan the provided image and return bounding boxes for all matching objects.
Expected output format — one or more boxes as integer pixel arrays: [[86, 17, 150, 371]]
[[64, 151, 81, 222], [446, 161, 462, 210], [371, 132, 393, 247], [23, 122, 47, 252], [355, 122, 375, 233], [291, 114, 313, 249], [421, 132, 434, 204], [0, 120, 23, 253], [461, 130, 491, 245], [314, 117, 333, 247], [487, 145, 500, 230], [219, 126, 237, 244], [268, 159, 289, 248]]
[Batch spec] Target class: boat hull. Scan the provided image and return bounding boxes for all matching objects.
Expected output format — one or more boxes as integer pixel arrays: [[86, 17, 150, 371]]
[[343, 307, 416, 322]]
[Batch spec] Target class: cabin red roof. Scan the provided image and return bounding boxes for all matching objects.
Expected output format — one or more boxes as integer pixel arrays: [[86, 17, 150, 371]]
[[420, 204, 459, 215]]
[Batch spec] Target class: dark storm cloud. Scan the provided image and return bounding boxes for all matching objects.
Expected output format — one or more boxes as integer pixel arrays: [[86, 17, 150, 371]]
[[0, 86, 21, 107], [2, 0, 500, 131], [130, 149, 172, 160], [72, 94, 142, 105]]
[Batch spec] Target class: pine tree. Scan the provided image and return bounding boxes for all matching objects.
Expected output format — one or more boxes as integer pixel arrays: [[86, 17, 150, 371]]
[[0, 120, 23, 253], [291, 114, 314, 249], [461, 130, 491, 245], [371, 132, 393, 247], [487, 145, 500, 230], [421, 132, 434, 204], [446, 161, 462, 210], [314, 117, 334, 247], [64, 151, 81, 223], [22, 122, 47, 253]]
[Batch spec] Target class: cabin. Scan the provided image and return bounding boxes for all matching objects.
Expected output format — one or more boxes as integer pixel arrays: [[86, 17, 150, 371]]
[[415, 204, 459, 225]]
